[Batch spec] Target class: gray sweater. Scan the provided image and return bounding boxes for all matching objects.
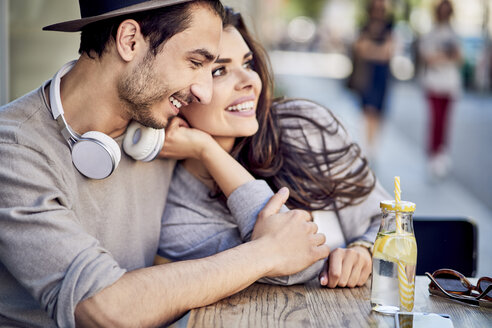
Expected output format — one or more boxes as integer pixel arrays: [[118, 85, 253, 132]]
[[0, 84, 174, 327], [159, 100, 388, 285]]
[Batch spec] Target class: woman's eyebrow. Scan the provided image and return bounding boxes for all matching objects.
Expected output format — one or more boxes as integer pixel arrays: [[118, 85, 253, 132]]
[[215, 57, 231, 64], [215, 51, 253, 64]]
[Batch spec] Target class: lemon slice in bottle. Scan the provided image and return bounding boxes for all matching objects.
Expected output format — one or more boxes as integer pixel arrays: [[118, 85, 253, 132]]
[[373, 233, 417, 265]]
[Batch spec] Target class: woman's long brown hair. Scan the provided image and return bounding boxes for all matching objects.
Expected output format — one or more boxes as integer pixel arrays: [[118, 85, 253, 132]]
[[218, 7, 375, 211]]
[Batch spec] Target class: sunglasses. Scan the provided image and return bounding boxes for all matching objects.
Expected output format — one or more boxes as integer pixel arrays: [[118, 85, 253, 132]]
[[425, 269, 492, 308]]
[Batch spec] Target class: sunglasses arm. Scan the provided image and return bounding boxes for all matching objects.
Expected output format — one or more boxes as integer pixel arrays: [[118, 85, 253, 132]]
[[477, 284, 492, 300]]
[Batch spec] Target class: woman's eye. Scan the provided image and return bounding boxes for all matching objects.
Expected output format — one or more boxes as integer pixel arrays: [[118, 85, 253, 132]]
[[212, 67, 225, 77], [243, 59, 254, 70]]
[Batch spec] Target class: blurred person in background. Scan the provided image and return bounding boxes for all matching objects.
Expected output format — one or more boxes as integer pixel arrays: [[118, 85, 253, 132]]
[[351, 0, 394, 162], [158, 7, 391, 289], [419, 0, 462, 179]]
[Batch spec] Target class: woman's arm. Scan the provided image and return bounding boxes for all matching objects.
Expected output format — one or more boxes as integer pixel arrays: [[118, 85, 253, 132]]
[[160, 174, 326, 286], [160, 117, 254, 197], [159, 117, 328, 285], [160, 117, 287, 243]]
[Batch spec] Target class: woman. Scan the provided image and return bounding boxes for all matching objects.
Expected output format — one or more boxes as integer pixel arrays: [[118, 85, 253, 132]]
[[352, 0, 394, 161], [419, 0, 462, 179], [158, 7, 389, 288]]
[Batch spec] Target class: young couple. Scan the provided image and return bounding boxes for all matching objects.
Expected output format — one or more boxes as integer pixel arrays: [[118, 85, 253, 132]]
[[0, 0, 387, 327]]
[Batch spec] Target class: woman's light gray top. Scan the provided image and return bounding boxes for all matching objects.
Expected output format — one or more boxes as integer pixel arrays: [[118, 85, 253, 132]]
[[158, 100, 389, 285]]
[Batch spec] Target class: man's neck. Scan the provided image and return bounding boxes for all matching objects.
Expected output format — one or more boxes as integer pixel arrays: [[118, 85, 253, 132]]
[[54, 55, 131, 138]]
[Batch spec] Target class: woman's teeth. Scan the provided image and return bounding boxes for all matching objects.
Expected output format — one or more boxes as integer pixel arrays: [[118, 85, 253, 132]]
[[226, 101, 255, 112], [169, 96, 183, 109]]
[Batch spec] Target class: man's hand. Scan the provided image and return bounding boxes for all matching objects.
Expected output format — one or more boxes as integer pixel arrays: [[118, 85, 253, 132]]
[[318, 246, 372, 288], [158, 116, 214, 160], [251, 187, 330, 277]]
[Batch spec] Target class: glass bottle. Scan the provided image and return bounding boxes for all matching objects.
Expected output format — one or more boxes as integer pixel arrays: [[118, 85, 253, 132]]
[[371, 200, 417, 314]]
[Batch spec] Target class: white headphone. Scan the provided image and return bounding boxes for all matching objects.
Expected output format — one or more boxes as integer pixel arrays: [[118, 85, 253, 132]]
[[49, 61, 165, 179]]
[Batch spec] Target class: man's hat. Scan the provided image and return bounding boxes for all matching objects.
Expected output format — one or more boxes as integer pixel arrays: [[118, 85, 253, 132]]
[[43, 0, 193, 32]]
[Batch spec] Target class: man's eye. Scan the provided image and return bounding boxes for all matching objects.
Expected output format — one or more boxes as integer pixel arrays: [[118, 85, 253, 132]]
[[191, 60, 203, 68], [212, 67, 225, 77]]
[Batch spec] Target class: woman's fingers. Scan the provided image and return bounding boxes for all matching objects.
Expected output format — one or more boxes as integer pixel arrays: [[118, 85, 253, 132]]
[[346, 256, 364, 288], [335, 249, 357, 287], [327, 249, 343, 288], [324, 247, 372, 288], [358, 256, 372, 286], [319, 259, 329, 286]]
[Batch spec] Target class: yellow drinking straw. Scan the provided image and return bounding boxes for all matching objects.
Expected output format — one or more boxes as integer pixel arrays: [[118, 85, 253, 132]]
[[394, 176, 414, 311]]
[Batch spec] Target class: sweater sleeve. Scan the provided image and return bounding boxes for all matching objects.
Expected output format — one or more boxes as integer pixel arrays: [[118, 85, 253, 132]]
[[159, 170, 324, 285], [230, 180, 326, 285], [0, 143, 126, 327], [159, 178, 287, 261], [227, 179, 288, 241]]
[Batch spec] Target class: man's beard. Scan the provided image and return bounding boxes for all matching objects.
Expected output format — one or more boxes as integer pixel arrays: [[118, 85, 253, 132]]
[[117, 52, 170, 129]]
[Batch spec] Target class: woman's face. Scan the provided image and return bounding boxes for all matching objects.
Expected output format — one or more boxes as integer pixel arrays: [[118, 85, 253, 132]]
[[179, 26, 262, 141]]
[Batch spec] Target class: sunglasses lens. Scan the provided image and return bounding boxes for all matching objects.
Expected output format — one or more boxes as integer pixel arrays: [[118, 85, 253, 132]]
[[434, 273, 469, 293], [478, 280, 492, 298]]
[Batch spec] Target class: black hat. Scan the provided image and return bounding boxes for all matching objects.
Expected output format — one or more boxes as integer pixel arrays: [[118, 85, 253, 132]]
[[43, 0, 193, 32]]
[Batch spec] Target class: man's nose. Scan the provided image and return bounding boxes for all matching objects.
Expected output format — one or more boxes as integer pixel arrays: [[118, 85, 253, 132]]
[[190, 72, 213, 105]]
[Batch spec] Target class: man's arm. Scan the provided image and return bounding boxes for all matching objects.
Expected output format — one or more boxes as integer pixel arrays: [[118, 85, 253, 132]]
[[75, 188, 330, 327], [76, 239, 275, 327]]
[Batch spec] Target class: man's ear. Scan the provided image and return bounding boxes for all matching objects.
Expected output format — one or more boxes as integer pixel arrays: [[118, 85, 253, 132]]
[[115, 19, 145, 62]]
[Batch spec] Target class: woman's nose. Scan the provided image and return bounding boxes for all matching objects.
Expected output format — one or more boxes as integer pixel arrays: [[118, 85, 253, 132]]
[[235, 69, 255, 90]]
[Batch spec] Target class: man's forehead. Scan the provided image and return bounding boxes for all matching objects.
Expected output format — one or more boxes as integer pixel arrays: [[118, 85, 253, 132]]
[[168, 6, 221, 59]]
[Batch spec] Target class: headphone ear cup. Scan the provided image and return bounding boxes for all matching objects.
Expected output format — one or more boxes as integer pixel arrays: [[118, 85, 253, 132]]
[[123, 121, 165, 162], [72, 131, 121, 179]]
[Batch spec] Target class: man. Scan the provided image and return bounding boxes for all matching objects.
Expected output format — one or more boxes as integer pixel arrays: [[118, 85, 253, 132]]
[[0, 1, 330, 327]]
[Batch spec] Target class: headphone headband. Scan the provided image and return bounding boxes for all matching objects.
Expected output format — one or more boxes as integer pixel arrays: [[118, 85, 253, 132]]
[[50, 60, 77, 119]]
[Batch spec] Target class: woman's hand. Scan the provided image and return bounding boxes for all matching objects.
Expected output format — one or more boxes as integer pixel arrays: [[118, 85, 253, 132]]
[[318, 246, 372, 288], [159, 117, 255, 198], [158, 116, 215, 160]]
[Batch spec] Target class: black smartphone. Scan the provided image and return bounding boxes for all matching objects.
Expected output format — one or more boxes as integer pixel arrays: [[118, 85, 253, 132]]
[[395, 312, 453, 328]]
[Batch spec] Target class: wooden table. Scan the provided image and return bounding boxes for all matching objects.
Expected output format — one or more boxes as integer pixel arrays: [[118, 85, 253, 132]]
[[187, 276, 492, 327]]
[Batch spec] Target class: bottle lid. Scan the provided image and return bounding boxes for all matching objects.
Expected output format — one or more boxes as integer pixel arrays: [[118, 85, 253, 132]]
[[380, 200, 416, 212]]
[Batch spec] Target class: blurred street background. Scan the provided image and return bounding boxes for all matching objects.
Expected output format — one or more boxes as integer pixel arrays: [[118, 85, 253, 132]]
[[1, 0, 491, 276]]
